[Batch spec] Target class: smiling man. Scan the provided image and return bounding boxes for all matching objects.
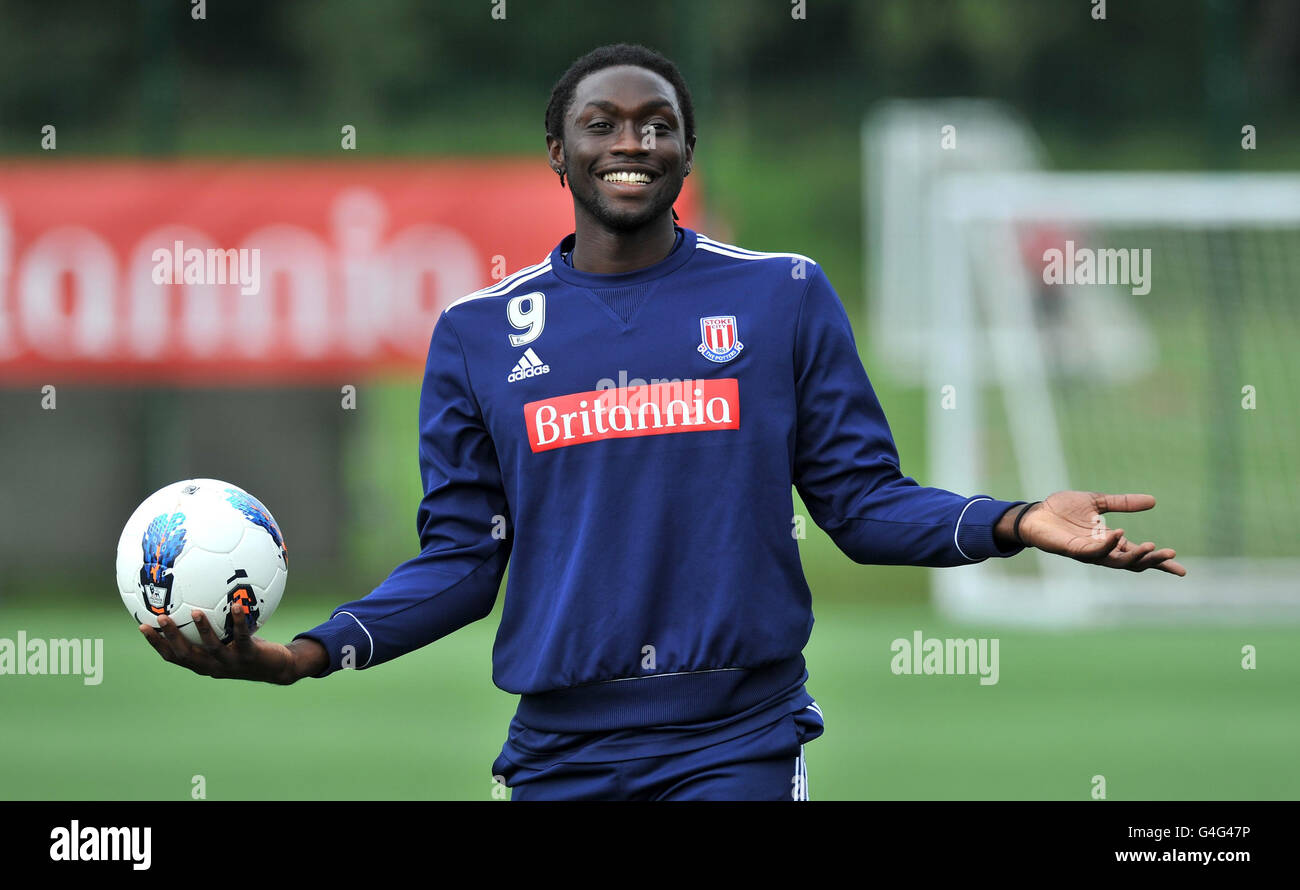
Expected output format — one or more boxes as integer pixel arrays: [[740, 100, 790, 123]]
[[141, 43, 1184, 801]]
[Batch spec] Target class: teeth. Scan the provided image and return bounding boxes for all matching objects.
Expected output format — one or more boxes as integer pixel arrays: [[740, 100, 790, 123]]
[[603, 171, 653, 184]]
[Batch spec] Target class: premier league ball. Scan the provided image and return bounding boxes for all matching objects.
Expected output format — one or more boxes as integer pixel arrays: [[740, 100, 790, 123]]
[[116, 479, 288, 645]]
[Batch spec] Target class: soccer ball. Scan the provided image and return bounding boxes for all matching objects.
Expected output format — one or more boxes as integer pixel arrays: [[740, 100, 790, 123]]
[[116, 479, 288, 645]]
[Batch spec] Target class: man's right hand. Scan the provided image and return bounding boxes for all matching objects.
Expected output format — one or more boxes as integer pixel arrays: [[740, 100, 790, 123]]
[[140, 603, 328, 685]]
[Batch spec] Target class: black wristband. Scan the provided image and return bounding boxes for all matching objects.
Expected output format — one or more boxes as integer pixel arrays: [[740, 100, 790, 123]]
[[1013, 501, 1040, 546]]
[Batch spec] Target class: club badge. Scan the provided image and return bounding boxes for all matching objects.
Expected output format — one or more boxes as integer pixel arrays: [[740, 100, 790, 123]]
[[697, 315, 744, 363]]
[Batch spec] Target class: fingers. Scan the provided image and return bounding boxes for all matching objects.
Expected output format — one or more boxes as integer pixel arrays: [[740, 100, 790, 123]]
[[1156, 558, 1188, 577], [231, 601, 249, 638], [139, 605, 274, 680], [140, 624, 175, 662], [1134, 545, 1185, 576], [230, 602, 255, 653], [193, 610, 228, 654], [1062, 526, 1119, 563], [156, 613, 194, 653], [149, 612, 221, 676], [1098, 493, 1156, 514], [1106, 536, 1153, 569], [1083, 528, 1122, 561], [1056, 499, 1185, 576], [1083, 527, 1124, 556], [1105, 536, 1187, 575]]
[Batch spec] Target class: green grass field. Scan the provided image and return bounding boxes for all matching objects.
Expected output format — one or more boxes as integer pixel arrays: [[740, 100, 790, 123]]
[[2, 596, 1296, 800]]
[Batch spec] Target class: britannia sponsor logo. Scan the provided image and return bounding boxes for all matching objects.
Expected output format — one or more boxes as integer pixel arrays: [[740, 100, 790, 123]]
[[525, 378, 740, 452]]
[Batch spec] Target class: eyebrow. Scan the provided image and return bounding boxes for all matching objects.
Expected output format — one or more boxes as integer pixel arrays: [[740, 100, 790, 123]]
[[579, 99, 677, 117]]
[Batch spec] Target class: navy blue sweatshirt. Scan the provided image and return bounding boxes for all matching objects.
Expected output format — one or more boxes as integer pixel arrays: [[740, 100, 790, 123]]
[[296, 226, 1026, 761]]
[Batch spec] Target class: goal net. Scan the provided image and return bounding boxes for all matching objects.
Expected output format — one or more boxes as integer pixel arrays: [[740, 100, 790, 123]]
[[866, 104, 1300, 625]]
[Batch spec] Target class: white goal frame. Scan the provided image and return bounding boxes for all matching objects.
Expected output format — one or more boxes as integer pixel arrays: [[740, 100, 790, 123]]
[[925, 172, 1300, 626]]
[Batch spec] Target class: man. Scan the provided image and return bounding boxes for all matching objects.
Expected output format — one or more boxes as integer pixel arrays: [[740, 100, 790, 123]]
[[141, 43, 1184, 801]]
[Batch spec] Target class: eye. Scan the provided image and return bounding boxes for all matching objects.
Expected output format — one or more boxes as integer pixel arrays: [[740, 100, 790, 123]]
[[588, 120, 612, 130]]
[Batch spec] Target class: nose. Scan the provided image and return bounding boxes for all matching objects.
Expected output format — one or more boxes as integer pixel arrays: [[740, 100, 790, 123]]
[[611, 119, 649, 154]]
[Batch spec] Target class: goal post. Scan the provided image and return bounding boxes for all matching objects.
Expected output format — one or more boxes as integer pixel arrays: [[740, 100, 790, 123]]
[[923, 172, 1300, 625], [863, 100, 1045, 385]]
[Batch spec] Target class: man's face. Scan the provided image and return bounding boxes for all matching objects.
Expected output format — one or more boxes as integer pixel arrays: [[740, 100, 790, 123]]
[[549, 65, 694, 233]]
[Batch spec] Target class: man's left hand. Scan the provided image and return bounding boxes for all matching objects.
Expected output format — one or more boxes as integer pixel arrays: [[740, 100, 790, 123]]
[[1013, 491, 1187, 576]]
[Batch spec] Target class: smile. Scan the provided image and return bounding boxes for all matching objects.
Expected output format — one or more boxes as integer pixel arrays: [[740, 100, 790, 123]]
[[601, 171, 656, 185]]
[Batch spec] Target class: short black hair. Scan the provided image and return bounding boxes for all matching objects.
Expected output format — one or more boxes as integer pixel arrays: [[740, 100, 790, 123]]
[[545, 43, 696, 147]]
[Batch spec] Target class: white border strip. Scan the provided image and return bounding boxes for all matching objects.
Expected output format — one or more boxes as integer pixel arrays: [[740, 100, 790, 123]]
[[953, 496, 992, 562], [334, 610, 375, 668], [446, 261, 553, 311]]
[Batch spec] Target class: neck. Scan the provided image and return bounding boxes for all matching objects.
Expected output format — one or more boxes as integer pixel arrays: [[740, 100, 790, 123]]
[[569, 212, 678, 274]]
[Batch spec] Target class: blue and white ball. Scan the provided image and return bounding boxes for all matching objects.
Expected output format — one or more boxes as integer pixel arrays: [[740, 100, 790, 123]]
[[116, 479, 288, 645]]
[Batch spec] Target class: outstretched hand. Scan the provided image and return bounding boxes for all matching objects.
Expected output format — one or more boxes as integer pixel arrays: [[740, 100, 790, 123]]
[[1016, 491, 1186, 576], [140, 604, 319, 684]]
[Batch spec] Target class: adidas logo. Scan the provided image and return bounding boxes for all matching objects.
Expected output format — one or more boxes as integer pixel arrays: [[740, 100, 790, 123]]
[[507, 348, 550, 383]]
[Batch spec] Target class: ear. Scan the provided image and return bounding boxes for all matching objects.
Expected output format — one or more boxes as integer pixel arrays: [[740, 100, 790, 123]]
[[546, 133, 564, 172]]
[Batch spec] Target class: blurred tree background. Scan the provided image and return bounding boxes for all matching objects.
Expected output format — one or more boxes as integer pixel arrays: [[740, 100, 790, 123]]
[[2, 0, 1296, 158], [1, 0, 1296, 606]]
